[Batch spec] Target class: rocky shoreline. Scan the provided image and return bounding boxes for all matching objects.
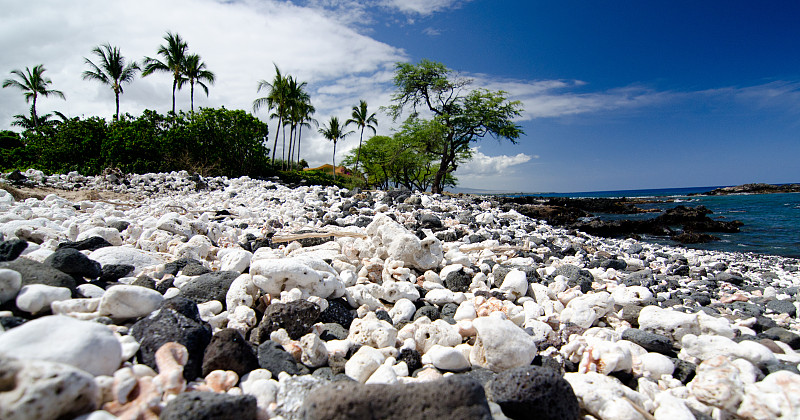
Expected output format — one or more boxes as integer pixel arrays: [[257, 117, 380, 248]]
[[696, 183, 800, 196], [0, 169, 799, 419], [497, 196, 743, 244]]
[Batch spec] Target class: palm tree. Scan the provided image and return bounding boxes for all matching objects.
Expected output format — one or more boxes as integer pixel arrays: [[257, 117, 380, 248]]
[[12, 105, 67, 130], [2, 64, 65, 128], [318, 116, 352, 181], [253, 64, 288, 164], [142, 32, 188, 114], [293, 100, 317, 168], [82, 43, 140, 120], [180, 54, 215, 112], [284, 76, 309, 168], [345, 99, 378, 171]]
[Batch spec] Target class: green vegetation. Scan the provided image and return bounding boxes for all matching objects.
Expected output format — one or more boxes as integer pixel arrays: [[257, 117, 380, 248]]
[[388, 59, 524, 193], [3, 32, 524, 191]]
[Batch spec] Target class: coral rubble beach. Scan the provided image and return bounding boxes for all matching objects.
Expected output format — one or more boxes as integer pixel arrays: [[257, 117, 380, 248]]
[[1, 169, 799, 420]]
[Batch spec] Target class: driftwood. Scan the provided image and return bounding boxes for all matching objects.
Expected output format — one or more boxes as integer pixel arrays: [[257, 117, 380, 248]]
[[271, 230, 367, 243]]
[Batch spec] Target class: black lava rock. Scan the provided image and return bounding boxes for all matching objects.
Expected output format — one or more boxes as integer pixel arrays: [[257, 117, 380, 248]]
[[761, 327, 800, 350], [619, 305, 643, 327], [0, 239, 27, 262], [257, 340, 299, 375], [319, 298, 355, 329], [444, 268, 471, 292], [1, 257, 77, 292], [375, 309, 392, 325], [441, 303, 458, 324], [43, 248, 102, 279], [715, 272, 745, 286], [56, 236, 112, 252], [130, 275, 156, 290], [413, 305, 440, 321], [301, 376, 491, 420], [671, 358, 696, 384], [486, 366, 579, 420], [418, 213, 443, 230], [252, 300, 320, 342], [130, 297, 212, 381], [162, 257, 204, 276], [622, 328, 675, 355], [766, 299, 797, 317], [179, 271, 239, 309], [99, 264, 134, 283], [459, 366, 497, 387], [181, 262, 211, 276], [161, 391, 257, 420], [202, 329, 259, 377], [397, 348, 422, 373], [108, 220, 130, 232]]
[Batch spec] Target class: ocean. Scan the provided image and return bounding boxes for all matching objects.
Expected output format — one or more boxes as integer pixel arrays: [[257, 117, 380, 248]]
[[524, 186, 800, 259]]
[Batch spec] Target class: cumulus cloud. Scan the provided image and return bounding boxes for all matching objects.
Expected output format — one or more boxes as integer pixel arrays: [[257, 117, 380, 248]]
[[456, 147, 534, 176], [0, 0, 408, 167]]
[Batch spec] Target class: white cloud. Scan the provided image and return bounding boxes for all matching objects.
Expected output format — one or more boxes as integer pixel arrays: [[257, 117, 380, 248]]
[[0, 0, 408, 167], [456, 147, 533, 176], [423, 27, 442, 36], [380, 0, 468, 16]]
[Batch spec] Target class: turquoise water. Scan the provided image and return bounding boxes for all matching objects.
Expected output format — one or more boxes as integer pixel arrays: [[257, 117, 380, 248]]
[[528, 187, 800, 258]]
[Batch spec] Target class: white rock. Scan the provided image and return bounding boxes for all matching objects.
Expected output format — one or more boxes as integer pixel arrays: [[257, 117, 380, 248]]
[[426, 344, 470, 372], [298, 333, 328, 368], [345, 345, 387, 383], [0, 315, 122, 376], [680, 334, 776, 367], [77, 283, 106, 299], [424, 288, 465, 305], [76, 227, 123, 246], [226, 273, 260, 309], [380, 280, 420, 302], [228, 305, 257, 333], [638, 306, 699, 342], [687, 355, 744, 411], [737, 370, 800, 420], [565, 372, 650, 420], [611, 286, 653, 306], [364, 214, 443, 271], [220, 249, 253, 273], [251, 257, 344, 299], [470, 316, 537, 372], [453, 300, 477, 321], [88, 246, 167, 275], [388, 298, 417, 324], [0, 268, 22, 304], [0, 357, 100, 420], [654, 392, 696, 420], [634, 353, 674, 379], [348, 312, 398, 348], [411, 319, 462, 353], [365, 359, 399, 385], [97, 285, 164, 319], [15, 284, 71, 314], [499, 270, 529, 300]]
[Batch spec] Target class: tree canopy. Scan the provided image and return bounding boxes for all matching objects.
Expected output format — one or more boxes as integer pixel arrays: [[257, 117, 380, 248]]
[[388, 59, 524, 193]]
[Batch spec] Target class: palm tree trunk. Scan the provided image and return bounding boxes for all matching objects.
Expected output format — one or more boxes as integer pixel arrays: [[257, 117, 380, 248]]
[[191, 82, 195, 112], [281, 124, 287, 169], [287, 124, 295, 168], [171, 78, 177, 114], [271, 116, 281, 164], [332, 140, 337, 181], [296, 125, 303, 166], [32, 94, 38, 128], [115, 91, 120, 120], [355, 126, 365, 170]]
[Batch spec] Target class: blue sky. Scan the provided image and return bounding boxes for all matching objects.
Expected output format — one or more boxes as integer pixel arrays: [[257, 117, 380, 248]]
[[1, 0, 799, 192]]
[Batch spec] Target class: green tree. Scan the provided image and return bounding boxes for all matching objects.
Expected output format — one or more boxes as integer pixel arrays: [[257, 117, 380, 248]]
[[142, 32, 188, 114], [284, 77, 311, 169], [82, 43, 140, 120], [253, 65, 288, 164], [180, 54, 215, 112], [345, 99, 378, 172], [389, 59, 524, 193], [318, 116, 352, 181], [2, 64, 66, 129]]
